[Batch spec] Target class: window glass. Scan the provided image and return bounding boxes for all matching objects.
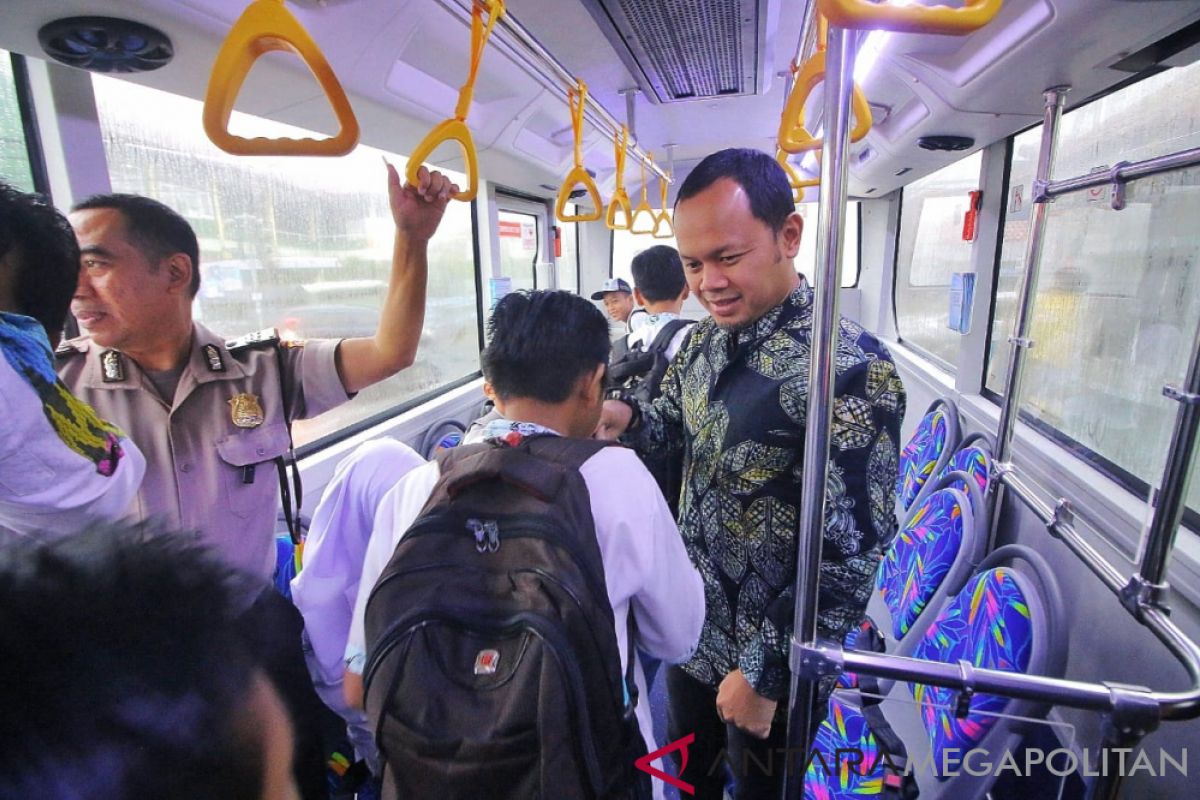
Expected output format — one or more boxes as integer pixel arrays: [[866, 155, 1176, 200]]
[[92, 76, 479, 447], [894, 152, 984, 371], [497, 210, 539, 292], [612, 202, 859, 289], [557, 211, 580, 293], [986, 62, 1200, 514], [0, 51, 35, 192]]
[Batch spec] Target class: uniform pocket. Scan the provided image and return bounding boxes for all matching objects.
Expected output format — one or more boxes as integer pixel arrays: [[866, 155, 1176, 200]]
[[215, 422, 291, 518]]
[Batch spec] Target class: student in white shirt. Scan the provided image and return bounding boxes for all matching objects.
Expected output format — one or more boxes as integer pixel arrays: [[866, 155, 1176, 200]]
[[0, 182, 143, 539], [343, 290, 704, 782], [620, 244, 695, 360]]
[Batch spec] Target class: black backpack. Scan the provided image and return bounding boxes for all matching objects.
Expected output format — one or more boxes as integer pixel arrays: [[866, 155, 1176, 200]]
[[607, 318, 693, 406], [362, 435, 651, 800]]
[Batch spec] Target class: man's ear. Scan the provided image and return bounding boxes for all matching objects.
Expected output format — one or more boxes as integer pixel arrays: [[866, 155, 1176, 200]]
[[678, 284, 690, 302], [579, 363, 606, 402], [633, 287, 647, 307], [779, 211, 803, 259], [164, 253, 194, 295]]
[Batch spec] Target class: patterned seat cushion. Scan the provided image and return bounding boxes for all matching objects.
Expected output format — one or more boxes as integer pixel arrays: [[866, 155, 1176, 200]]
[[937, 445, 991, 514], [804, 693, 886, 799], [896, 408, 949, 510], [909, 568, 1034, 766], [875, 488, 967, 640]]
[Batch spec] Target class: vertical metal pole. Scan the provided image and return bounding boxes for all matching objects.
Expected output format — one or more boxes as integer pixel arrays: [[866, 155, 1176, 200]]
[[783, 23, 857, 799], [993, 87, 1070, 466], [1139, 318, 1200, 585]]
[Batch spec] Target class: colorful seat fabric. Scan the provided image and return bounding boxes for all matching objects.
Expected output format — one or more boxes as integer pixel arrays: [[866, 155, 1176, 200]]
[[936, 444, 992, 515], [804, 693, 886, 800], [876, 487, 969, 640], [896, 403, 955, 512], [909, 567, 1034, 764]]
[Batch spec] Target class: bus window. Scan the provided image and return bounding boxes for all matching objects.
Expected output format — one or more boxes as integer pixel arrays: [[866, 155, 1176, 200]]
[[557, 210, 580, 294], [985, 60, 1200, 516], [91, 76, 481, 448], [497, 210, 539, 292], [0, 51, 35, 193], [894, 151, 984, 373]]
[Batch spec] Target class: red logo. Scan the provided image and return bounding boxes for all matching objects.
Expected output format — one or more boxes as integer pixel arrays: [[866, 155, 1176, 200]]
[[634, 733, 695, 796]]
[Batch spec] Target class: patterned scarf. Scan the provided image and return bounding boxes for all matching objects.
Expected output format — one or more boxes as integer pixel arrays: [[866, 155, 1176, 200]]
[[0, 313, 125, 476], [480, 417, 560, 448]]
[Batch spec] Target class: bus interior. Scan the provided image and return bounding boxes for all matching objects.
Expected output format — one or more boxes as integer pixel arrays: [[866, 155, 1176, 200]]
[[2, 0, 1199, 797]]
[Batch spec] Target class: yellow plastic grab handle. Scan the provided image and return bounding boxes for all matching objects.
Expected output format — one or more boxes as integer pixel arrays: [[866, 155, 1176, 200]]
[[204, 0, 359, 156], [629, 155, 657, 234], [818, 0, 1002, 35], [406, 0, 504, 201], [652, 177, 674, 239], [606, 125, 632, 231], [557, 166, 603, 222], [556, 82, 602, 222], [778, 50, 872, 154], [777, 150, 819, 203], [406, 118, 480, 201]]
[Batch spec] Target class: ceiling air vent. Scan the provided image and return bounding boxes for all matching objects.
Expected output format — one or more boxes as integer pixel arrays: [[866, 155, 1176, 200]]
[[38, 17, 173, 73], [918, 135, 974, 152], [579, 0, 764, 103]]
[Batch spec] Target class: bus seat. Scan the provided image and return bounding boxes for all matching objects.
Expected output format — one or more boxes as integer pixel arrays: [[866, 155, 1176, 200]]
[[838, 471, 986, 692], [807, 546, 1066, 800], [930, 431, 995, 521], [896, 398, 960, 518]]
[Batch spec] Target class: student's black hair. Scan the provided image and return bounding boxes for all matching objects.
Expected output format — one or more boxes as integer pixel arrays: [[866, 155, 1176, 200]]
[[630, 245, 686, 303], [675, 147, 794, 233], [72, 193, 202, 297], [0, 181, 80, 337], [482, 290, 610, 404], [0, 527, 266, 800]]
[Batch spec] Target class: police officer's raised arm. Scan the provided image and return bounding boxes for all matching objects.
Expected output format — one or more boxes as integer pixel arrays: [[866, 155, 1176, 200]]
[[334, 164, 458, 394]]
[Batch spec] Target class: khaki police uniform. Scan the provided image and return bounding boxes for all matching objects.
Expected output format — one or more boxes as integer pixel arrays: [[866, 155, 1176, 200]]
[[56, 322, 351, 578]]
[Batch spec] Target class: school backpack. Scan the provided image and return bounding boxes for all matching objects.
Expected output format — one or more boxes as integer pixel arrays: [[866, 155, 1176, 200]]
[[607, 318, 693, 406], [362, 434, 651, 800]]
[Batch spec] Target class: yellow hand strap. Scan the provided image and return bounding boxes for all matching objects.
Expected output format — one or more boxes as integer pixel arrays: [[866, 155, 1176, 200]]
[[406, 0, 505, 202], [777, 149, 819, 203], [778, 50, 872, 153], [606, 125, 632, 231], [818, 0, 1003, 35], [203, 0, 359, 156], [652, 176, 674, 239], [556, 81, 602, 223], [630, 154, 657, 234]]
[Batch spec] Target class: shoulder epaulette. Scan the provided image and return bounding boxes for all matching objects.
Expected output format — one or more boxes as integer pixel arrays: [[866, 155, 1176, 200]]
[[55, 338, 89, 359], [226, 328, 280, 353]]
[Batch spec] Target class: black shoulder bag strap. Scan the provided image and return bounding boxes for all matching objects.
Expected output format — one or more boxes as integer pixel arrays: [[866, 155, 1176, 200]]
[[272, 342, 304, 546], [647, 318, 692, 355]]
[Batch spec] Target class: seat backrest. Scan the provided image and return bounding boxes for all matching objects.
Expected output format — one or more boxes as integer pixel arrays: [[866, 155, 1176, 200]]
[[896, 398, 960, 515], [932, 431, 994, 520], [905, 545, 1067, 793], [874, 470, 987, 645]]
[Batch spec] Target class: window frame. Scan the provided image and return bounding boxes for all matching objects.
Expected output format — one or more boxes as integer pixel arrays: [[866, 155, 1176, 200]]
[[978, 68, 1200, 533], [7, 52, 50, 196]]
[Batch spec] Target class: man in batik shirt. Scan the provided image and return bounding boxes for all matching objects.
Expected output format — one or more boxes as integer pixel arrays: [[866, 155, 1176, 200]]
[[599, 148, 905, 800]]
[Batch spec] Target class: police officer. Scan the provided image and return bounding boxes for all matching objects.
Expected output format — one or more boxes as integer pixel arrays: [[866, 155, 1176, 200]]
[[56, 164, 457, 799], [57, 163, 456, 577]]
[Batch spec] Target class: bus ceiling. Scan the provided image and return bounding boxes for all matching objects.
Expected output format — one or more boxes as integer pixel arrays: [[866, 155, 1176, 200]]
[[3, 0, 1200, 200]]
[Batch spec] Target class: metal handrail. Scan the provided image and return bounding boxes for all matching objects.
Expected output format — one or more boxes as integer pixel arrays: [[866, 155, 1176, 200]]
[[1035, 146, 1200, 208], [782, 22, 858, 800], [435, 0, 669, 183]]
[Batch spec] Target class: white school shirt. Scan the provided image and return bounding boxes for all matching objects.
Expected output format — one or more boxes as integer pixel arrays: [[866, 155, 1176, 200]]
[[624, 312, 694, 361], [345, 427, 705, 766], [0, 342, 145, 540]]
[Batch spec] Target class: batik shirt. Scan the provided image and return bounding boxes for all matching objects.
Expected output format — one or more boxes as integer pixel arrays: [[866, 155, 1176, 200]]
[[624, 278, 905, 700]]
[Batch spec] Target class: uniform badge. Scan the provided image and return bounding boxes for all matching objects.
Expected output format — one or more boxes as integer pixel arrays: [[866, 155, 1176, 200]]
[[203, 344, 225, 372], [100, 350, 124, 382], [228, 393, 265, 428], [474, 649, 500, 675]]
